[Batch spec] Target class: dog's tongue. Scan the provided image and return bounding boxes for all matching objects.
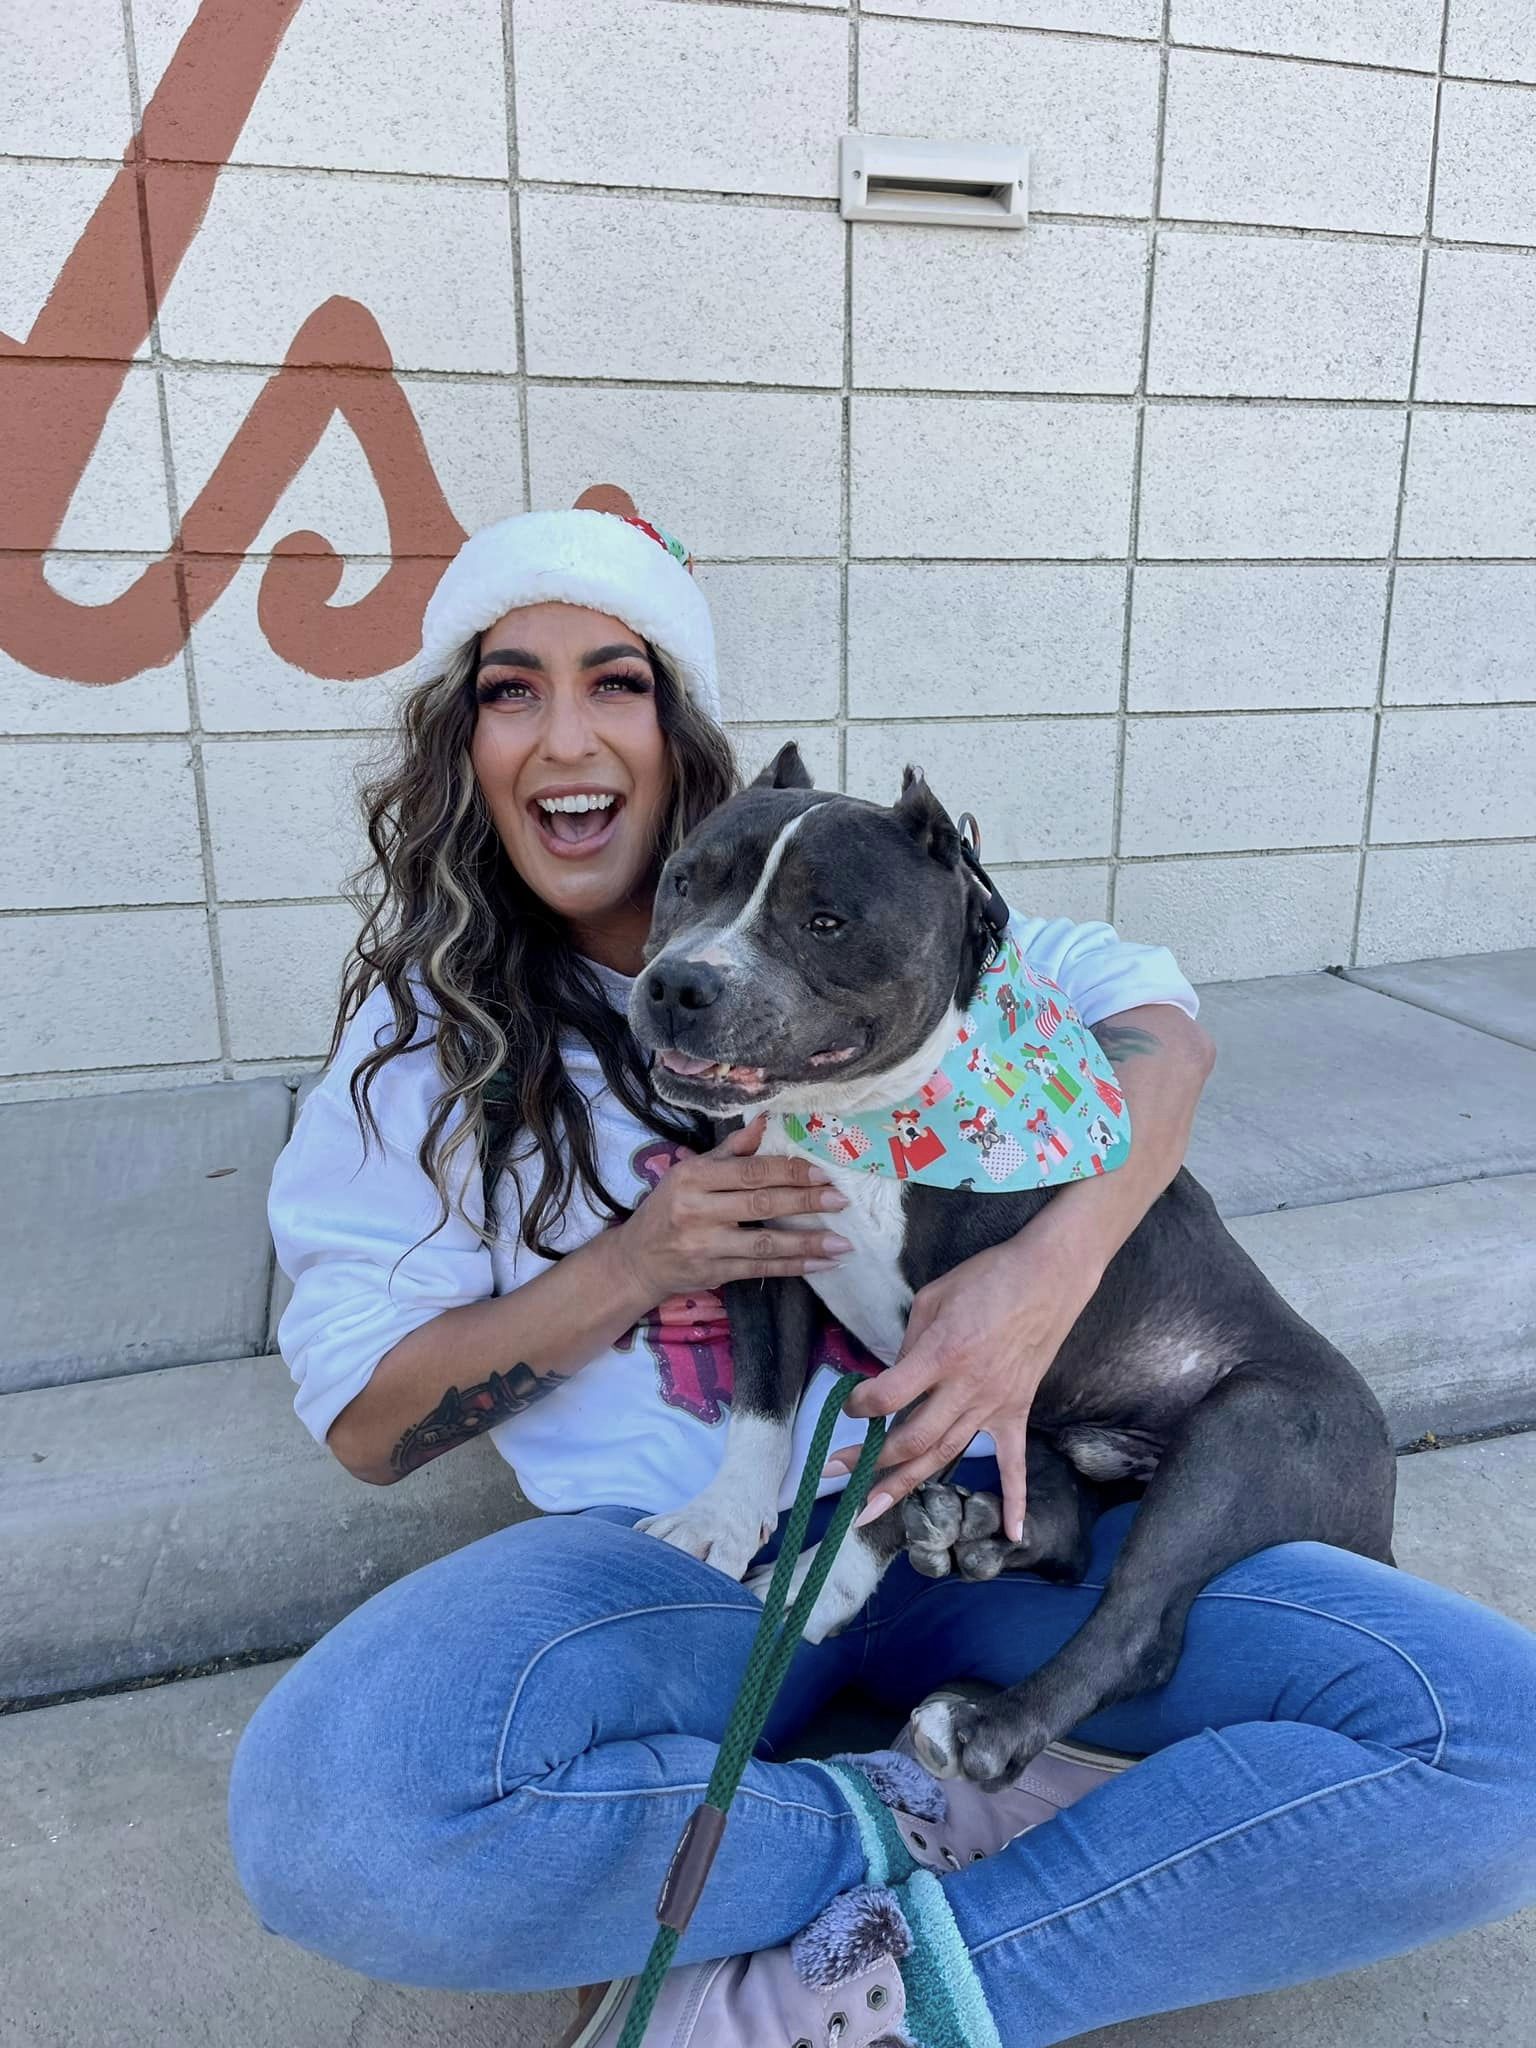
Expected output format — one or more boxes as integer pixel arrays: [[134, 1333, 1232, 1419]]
[[547, 807, 610, 843], [658, 1050, 717, 1076]]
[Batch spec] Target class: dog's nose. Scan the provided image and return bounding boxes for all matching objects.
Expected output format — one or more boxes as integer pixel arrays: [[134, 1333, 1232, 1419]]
[[645, 958, 723, 1016]]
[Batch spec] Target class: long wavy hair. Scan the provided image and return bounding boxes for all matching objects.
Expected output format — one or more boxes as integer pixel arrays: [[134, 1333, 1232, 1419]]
[[329, 636, 739, 1259]]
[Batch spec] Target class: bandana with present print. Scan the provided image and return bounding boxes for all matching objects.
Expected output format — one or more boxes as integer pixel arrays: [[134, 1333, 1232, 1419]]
[[780, 932, 1131, 1191]]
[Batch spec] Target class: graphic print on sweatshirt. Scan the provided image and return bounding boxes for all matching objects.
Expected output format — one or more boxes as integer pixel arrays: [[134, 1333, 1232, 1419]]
[[611, 1137, 885, 1424]]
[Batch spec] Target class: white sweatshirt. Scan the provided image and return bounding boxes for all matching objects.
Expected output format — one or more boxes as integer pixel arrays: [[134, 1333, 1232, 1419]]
[[268, 917, 1198, 1514]]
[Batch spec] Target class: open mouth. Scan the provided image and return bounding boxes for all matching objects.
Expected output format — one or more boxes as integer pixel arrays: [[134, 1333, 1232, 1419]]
[[653, 1041, 860, 1104], [528, 791, 625, 859]]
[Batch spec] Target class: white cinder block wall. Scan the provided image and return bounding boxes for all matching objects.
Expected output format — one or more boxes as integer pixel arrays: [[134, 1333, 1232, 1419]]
[[3, 0, 1535, 1098]]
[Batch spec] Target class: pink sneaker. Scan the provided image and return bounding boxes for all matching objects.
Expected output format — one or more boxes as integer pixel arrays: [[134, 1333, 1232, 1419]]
[[889, 1684, 1137, 1873], [558, 1886, 914, 2048]]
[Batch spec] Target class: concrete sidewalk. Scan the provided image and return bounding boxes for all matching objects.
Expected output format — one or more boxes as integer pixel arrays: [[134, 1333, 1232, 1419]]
[[2, 947, 1533, 2046]]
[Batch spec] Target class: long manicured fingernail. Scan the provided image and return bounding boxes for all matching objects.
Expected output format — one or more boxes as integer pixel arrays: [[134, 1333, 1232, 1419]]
[[855, 1491, 894, 1528], [805, 1258, 846, 1272], [1008, 1518, 1024, 1543]]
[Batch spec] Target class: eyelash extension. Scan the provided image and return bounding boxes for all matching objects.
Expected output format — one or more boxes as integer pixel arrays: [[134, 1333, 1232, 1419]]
[[474, 672, 654, 705]]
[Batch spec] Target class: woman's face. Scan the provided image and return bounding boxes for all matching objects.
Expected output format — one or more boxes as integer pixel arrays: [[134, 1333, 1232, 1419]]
[[470, 602, 672, 963]]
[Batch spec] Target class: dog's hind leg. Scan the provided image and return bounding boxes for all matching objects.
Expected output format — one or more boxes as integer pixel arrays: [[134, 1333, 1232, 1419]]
[[928, 1352, 1396, 1787], [640, 1276, 813, 1582]]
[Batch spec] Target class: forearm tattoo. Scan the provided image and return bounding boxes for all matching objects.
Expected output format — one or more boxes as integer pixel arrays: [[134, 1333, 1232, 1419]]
[[389, 1362, 567, 1476], [1090, 1022, 1162, 1067]]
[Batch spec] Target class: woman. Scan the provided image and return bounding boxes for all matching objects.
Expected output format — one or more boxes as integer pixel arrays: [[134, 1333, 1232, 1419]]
[[232, 493, 1536, 2048]]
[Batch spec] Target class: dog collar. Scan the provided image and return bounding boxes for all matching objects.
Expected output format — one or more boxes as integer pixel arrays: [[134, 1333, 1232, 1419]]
[[781, 932, 1132, 1192]]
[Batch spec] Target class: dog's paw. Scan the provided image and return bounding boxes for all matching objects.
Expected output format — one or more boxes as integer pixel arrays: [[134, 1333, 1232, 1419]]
[[638, 1499, 773, 1583], [951, 1703, 1052, 1791], [906, 1694, 983, 1780], [902, 1482, 966, 1578]]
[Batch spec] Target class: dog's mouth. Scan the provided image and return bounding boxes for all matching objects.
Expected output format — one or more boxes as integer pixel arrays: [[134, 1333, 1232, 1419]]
[[653, 1041, 861, 1106]]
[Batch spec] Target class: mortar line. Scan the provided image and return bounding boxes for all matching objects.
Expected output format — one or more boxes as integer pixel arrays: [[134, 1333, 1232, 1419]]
[[837, 0, 858, 795], [1108, 0, 1172, 930], [1349, 0, 1452, 969], [115, 0, 235, 1081], [500, 0, 533, 514]]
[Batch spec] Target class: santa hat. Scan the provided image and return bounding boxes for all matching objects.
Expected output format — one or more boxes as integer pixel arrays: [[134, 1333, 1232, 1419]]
[[417, 485, 720, 722]]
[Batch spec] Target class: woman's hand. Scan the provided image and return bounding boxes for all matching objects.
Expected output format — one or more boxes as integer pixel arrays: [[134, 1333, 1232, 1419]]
[[611, 1112, 852, 1303], [827, 1226, 1099, 1544]]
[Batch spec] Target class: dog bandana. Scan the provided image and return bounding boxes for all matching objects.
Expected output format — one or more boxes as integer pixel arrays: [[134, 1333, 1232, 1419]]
[[781, 933, 1132, 1191]]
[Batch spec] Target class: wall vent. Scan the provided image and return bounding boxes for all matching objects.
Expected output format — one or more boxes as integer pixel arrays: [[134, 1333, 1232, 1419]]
[[839, 134, 1029, 230]]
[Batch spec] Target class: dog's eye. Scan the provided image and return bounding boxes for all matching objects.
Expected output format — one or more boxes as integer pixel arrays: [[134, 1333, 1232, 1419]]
[[807, 912, 843, 935], [673, 871, 689, 898]]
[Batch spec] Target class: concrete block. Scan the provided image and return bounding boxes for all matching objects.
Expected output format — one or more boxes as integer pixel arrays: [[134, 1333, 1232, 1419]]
[[0, 742, 203, 911], [0, 909, 221, 1078], [527, 387, 843, 559], [726, 724, 841, 793], [0, 1084, 289, 1393], [165, 370, 524, 564], [1386, 566, 1536, 706], [0, 161, 149, 360], [218, 903, 360, 1063], [1137, 405, 1404, 560], [1400, 411, 1536, 558], [1417, 247, 1536, 406], [521, 192, 845, 388], [1229, 1176, 1536, 1446], [1129, 566, 1387, 712], [851, 396, 1136, 558], [1148, 232, 1419, 400], [848, 717, 1117, 863], [2, 0, 132, 157], [1371, 707, 1536, 845], [994, 863, 1112, 929], [1434, 81, 1536, 246], [1114, 851, 1359, 982], [130, 0, 509, 178], [1168, 0, 1442, 68], [1357, 846, 1536, 967], [1119, 712, 1373, 856], [849, 564, 1125, 718], [0, 1353, 535, 1701], [1343, 948, 1536, 1050], [186, 558, 420, 735], [865, 1, 1158, 34], [1186, 972, 1536, 1215], [1160, 49, 1435, 235], [0, 1662, 573, 2048], [695, 564, 843, 726], [0, 560, 187, 736], [6, 362, 170, 554], [858, 16, 1161, 217], [201, 735, 378, 903], [853, 221, 1147, 396], [1446, 0, 1536, 84], [148, 167, 517, 373], [512, 0, 847, 197]]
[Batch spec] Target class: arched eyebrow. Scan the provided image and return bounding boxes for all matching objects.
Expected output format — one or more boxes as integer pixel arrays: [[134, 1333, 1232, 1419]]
[[476, 642, 652, 675]]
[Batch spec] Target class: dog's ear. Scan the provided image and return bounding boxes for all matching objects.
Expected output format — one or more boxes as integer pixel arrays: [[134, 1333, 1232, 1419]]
[[751, 741, 814, 791], [894, 765, 962, 867]]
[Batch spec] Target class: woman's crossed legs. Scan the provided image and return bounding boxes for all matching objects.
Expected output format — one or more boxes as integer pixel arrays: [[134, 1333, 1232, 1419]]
[[230, 1485, 1536, 2046]]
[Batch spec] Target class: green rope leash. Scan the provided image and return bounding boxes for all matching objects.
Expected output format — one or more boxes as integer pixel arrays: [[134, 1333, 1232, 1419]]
[[614, 1372, 887, 2048]]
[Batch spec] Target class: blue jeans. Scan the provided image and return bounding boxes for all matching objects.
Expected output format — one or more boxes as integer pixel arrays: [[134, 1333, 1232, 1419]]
[[229, 1470, 1536, 2045]]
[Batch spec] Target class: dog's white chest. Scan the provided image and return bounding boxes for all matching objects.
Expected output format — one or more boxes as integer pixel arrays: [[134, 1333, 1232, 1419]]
[[758, 1123, 911, 1364]]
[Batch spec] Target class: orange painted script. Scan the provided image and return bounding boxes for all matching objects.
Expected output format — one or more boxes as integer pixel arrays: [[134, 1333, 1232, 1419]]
[[0, 0, 465, 686]]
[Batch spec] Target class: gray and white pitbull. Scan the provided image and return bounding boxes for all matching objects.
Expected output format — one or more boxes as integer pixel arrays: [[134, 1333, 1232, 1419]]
[[628, 744, 1396, 1788]]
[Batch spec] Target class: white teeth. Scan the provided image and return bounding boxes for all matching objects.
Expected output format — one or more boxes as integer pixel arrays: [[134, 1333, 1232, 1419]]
[[537, 793, 617, 815]]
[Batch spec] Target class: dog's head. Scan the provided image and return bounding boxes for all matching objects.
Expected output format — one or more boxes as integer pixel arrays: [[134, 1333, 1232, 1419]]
[[629, 741, 1000, 1116]]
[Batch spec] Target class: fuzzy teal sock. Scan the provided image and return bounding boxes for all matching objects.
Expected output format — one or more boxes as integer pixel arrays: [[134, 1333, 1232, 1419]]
[[813, 1749, 945, 1887], [789, 1872, 1000, 2048], [894, 1870, 1002, 2048]]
